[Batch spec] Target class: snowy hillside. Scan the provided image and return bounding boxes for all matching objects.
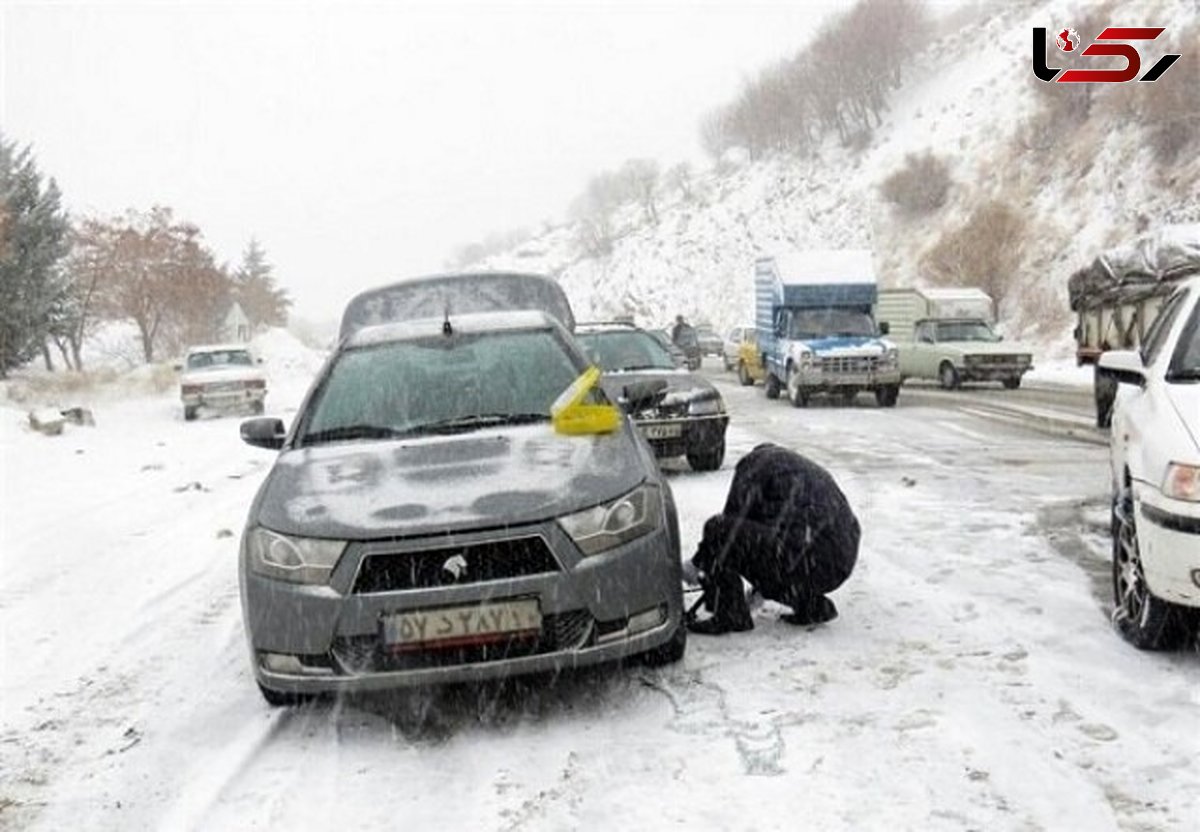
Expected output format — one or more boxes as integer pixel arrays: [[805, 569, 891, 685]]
[[472, 0, 1200, 360]]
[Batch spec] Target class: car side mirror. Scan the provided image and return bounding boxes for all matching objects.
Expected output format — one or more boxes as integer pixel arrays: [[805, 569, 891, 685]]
[[621, 379, 668, 413], [241, 417, 286, 450], [878, 321, 890, 336], [1097, 350, 1145, 387]]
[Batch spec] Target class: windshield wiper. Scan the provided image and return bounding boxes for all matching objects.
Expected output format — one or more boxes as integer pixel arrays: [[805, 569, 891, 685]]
[[401, 413, 550, 436], [301, 424, 402, 446], [1166, 368, 1200, 382]]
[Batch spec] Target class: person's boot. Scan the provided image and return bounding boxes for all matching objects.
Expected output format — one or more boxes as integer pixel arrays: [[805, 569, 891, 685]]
[[686, 608, 754, 635], [686, 570, 754, 635], [781, 595, 838, 626]]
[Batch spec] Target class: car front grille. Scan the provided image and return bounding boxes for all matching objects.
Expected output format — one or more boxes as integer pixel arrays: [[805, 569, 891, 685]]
[[332, 610, 594, 673], [819, 355, 878, 374], [969, 354, 1018, 365], [351, 536, 561, 594]]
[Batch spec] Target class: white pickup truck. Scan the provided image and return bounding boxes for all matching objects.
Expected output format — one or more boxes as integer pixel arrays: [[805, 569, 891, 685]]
[[877, 288, 1033, 389], [178, 344, 267, 421]]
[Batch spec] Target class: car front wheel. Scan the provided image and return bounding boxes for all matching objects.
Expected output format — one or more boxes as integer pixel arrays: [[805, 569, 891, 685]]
[[1111, 492, 1191, 650], [1002, 376, 1021, 390], [687, 439, 725, 472], [764, 374, 781, 400], [184, 405, 198, 421], [875, 385, 899, 407], [640, 622, 687, 667], [737, 362, 754, 386], [939, 362, 960, 390]]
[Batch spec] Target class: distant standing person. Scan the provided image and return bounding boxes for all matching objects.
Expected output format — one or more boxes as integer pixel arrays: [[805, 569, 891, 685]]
[[671, 314, 690, 345], [685, 443, 860, 635]]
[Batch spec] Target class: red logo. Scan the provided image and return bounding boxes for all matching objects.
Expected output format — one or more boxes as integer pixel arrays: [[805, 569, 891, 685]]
[[1033, 27, 1181, 83], [1056, 28, 1080, 52]]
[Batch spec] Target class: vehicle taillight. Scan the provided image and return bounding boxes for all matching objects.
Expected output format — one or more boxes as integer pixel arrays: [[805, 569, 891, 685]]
[[245, 379, 267, 390]]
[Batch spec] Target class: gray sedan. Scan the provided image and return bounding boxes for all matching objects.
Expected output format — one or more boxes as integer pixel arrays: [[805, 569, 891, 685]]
[[237, 310, 686, 704]]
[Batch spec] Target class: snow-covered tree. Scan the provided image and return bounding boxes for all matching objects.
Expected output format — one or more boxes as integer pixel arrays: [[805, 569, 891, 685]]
[[0, 133, 70, 376], [233, 239, 290, 330]]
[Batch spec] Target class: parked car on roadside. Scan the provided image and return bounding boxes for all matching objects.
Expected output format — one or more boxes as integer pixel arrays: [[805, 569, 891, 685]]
[[695, 324, 723, 357], [238, 274, 686, 705], [1099, 276, 1200, 650], [576, 322, 728, 471], [178, 344, 266, 421]]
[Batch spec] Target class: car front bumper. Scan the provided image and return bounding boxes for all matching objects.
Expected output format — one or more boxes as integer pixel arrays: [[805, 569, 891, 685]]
[[792, 367, 901, 390], [960, 363, 1032, 381], [1134, 483, 1200, 607], [183, 387, 266, 408], [240, 519, 684, 694]]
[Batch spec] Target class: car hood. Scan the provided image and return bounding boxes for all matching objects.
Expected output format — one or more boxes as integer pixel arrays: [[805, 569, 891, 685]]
[[936, 340, 1033, 356], [1166, 385, 1200, 451], [801, 335, 891, 355], [254, 423, 647, 540], [181, 367, 264, 385], [596, 369, 721, 408]]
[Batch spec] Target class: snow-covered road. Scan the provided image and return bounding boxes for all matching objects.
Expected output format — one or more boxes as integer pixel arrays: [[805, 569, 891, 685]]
[[3, 355, 1198, 831]]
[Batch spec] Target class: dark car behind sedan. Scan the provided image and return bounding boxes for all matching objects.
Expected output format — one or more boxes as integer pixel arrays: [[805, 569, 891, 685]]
[[576, 323, 728, 471]]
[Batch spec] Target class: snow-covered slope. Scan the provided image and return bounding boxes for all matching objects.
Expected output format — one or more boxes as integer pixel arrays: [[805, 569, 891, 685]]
[[473, 0, 1200, 361]]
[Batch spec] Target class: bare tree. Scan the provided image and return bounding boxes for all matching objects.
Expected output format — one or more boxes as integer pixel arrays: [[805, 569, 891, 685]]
[[619, 158, 661, 224]]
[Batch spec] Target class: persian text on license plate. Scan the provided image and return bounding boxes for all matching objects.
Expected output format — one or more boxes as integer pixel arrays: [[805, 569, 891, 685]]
[[381, 599, 542, 650], [643, 423, 682, 440]]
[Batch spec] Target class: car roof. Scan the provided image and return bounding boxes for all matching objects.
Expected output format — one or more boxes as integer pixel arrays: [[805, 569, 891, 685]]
[[344, 309, 560, 349], [575, 322, 645, 334], [917, 317, 992, 324], [186, 343, 253, 355]]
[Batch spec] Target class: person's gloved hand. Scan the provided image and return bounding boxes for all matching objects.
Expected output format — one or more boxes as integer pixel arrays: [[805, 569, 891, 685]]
[[680, 559, 702, 587]]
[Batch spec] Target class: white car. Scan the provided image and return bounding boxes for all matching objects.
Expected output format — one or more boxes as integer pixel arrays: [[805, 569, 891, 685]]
[[178, 344, 267, 421], [1100, 276, 1200, 649]]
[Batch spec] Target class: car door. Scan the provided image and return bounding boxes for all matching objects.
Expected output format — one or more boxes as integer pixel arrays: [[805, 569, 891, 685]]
[[906, 322, 934, 378], [1111, 288, 1191, 489]]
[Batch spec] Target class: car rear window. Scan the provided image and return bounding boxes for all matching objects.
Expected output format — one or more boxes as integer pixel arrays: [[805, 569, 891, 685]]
[[577, 330, 677, 372], [302, 328, 582, 439], [187, 350, 252, 370]]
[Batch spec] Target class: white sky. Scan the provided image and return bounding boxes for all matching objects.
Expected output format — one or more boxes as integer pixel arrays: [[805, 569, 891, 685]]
[[2, 0, 859, 320]]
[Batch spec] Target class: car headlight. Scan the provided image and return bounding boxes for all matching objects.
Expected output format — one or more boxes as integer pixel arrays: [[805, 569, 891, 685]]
[[1163, 463, 1200, 502], [797, 351, 814, 370], [688, 396, 724, 416], [559, 484, 662, 556], [246, 528, 347, 584], [1017, 354, 1032, 365], [882, 348, 898, 366]]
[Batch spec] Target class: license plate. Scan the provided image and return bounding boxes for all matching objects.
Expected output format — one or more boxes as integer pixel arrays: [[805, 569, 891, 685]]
[[380, 599, 542, 650], [643, 423, 682, 440]]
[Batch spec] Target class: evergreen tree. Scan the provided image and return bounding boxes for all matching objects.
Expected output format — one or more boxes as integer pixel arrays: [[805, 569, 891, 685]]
[[233, 239, 290, 330], [0, 133, 70, 377]]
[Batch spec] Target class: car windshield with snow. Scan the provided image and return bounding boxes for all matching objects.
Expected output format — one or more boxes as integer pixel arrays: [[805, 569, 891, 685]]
[[237, 308, 685, 704], [576, 323, 728, 471]]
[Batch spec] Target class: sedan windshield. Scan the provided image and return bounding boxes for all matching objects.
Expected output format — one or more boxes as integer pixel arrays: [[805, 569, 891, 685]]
[[187, 349, 253, 370], [936, 321, 999, 342], [577, 330, 678, 372], [300, 329, 581, 445], [788, 309, 876, 339]]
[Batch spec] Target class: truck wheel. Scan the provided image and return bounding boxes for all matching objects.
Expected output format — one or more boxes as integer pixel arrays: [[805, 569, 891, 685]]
[[764, 374, 781, 400], [938, 362, 961, 390], [838, 389, 857, 406], [1002, 377, 1021, 390], [737, 362, 754, 386], [251, 399, 265, 415], [787, 369, 809, 408], [184, 406, 198, 422], [875, 385, 899, 408], [686, 440, 725, 472], [1111, 492, 1192, 650]]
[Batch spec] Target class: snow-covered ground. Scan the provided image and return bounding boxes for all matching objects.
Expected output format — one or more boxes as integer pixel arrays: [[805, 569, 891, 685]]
[[3, 336, 1198, 830]]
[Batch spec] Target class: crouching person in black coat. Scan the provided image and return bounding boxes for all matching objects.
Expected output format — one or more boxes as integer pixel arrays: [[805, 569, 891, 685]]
[[685, 443, 860, 635]]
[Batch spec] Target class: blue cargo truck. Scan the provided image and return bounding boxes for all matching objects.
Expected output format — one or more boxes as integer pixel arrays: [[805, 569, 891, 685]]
[[755, 251, 901, 407]]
